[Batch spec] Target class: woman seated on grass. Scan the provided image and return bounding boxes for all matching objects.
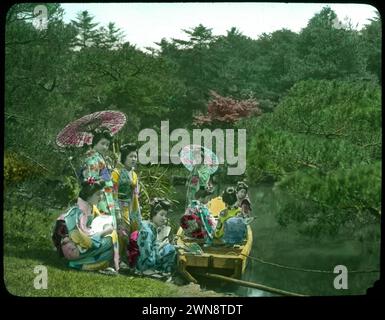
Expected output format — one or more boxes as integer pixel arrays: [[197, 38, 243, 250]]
[[52, 178, 119, 274], [135, 198, 177, 275], [180, 187, 216, 245]]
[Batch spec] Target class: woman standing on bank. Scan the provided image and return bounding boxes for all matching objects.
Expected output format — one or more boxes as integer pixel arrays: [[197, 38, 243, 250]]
[[111, 143, 142, 262]]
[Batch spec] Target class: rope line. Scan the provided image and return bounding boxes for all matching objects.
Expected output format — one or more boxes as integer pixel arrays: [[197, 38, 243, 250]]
[[241, 253, 379, 274]]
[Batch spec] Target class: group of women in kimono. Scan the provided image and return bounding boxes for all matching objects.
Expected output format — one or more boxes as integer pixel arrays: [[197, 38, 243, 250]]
[[52, 128, 176, 276], [180, 172, 252, 247], [52, 127, 252, 277]]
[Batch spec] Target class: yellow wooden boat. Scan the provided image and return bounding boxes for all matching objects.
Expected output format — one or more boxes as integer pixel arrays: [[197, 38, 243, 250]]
[[176, 197, 253, 283]]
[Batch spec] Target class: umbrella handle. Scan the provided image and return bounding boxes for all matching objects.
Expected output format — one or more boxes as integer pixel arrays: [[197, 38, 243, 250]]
[[112, 140, 121, 166], [68, 157, 78, 179]]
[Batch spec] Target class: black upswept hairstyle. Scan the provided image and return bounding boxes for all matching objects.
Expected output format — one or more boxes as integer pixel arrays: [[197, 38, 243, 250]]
[[79, 178, 105, 201], [195, 186, 213, 200], [149, 197, 171, 218], [91, 128, 113, 148], [236, 181, 248, 192], [222, 187, 238, 206], [120, 142, 138, 164]]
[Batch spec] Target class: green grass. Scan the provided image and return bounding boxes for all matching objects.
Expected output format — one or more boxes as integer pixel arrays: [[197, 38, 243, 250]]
[[3, 205, 182, 297], [3, 203, 228, 298], [4, 185, 380, 297], [4, 254, 179, 297]]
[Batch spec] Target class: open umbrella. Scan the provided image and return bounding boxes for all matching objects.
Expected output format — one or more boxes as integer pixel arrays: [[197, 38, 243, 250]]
[[179, 144, 219, 175], [56, 110, 126, 148]]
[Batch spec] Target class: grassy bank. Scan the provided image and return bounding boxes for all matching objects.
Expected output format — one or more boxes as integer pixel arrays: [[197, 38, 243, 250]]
[[3, 205, 225, 298]]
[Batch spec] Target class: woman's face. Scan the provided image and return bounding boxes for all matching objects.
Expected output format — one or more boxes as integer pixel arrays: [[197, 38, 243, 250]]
[[93, 138, 110, 155], [124, 151, 138, 169], [237, 189, 247, 200], [88, 190, 103, 206], [152, 209, 168, 227]]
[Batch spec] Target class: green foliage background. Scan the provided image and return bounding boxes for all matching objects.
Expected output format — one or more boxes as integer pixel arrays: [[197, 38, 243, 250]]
[[4, 4, 381, 239]]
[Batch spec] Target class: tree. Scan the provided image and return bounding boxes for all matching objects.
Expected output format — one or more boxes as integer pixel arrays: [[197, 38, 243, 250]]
[[360, 11, 381, 82], [97, 22, 125, 50], [158, 25, 220, 117], [71, 10, 100, 49], [246, 80, 381, 237], [193, 91, 261, 127], [172, 24, 216, 49], [295, 6, 368, 81], [5, 3, 80, 188]]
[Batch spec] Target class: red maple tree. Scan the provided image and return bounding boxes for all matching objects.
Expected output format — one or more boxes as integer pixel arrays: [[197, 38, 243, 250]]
[[193, 91, 261, 125]]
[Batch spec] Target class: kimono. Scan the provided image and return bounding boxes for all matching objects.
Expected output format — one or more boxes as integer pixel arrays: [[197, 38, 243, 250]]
[[80, 149, 116, 220], [186, 165, 212, 206], [52, 198, 119, 271], [238, 197, 252, 217], [223, 216, 247, 244], [214, 206, 242, 239], [112, 164, 142, 259], [180, 200, 215, 244], [111, 164, 142, 232], [136, 221, 176, 273]]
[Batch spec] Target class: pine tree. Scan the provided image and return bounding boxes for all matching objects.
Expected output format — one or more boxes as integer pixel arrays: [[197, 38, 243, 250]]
[[71, 10, 100, 49]]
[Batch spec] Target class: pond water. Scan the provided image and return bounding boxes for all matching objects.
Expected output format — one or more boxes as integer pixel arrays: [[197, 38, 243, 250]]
[[169, 185, 380, 296]]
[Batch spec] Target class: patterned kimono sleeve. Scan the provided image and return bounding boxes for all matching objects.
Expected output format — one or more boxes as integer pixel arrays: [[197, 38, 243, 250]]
[[241, 198, 252, 216], [199, 205, 214, 238], [214, 209, 227, 238], [137, 226, 157, 269], [111, 169, 120, 201], [81, 154, 98, 180], [198, 167, 211, 188]]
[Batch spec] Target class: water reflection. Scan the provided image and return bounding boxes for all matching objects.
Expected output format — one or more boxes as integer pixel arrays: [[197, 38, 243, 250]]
[[171, 184, 380, 296]]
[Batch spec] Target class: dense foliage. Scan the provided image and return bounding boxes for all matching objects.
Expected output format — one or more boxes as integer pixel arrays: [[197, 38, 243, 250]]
[[245, 80, 381, 236], [5, 4, 381, 237]]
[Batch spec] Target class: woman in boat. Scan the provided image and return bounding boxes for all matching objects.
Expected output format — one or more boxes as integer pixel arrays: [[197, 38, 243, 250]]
[[214, 187, 244, 240], [186, 148, 214, 206], [236, 181, 252, 217], [135, 198, 177, 274], [52, 179, 119, 274], [111, 143, 141, 265], [180, 187, 216, 245]]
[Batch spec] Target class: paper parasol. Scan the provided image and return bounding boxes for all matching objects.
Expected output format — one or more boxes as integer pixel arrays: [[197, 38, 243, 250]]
[[179, 144, 219, 175], [56, 110, 126, 147]]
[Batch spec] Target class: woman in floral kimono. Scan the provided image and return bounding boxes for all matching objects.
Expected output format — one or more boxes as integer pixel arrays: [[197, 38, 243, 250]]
[[180, 187, 216, 245], [185, 148, 214, 207], [78, 128, 120, 270], [111, 143, 142, 264], [135, 198, 176, 274], [79, 128, 117, 218], [52, 179, 119, 273]]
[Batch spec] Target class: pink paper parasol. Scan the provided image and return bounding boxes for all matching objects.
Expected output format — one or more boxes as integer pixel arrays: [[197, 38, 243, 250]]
[[56, 111, 126, 147]]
